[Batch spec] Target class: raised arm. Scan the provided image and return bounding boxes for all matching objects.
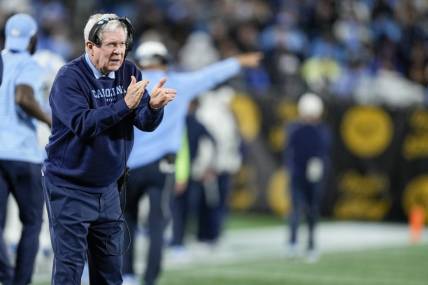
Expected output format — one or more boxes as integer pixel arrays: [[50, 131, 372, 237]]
[[181, 52, 263, 100]]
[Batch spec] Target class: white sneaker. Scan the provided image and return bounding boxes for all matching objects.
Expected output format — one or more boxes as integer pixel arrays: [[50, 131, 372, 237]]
[[305, 249, 320, 263], [284, 244, 299, 259], [123, 274, 139, 285], [168, 246, 192, 264]]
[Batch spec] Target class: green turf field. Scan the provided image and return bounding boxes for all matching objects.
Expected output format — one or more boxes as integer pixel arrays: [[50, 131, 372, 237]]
[[156, 244, 427, 285], [32, 243, 427, 285], [224, 212, 284, 229], [31, 214, 426, 285]]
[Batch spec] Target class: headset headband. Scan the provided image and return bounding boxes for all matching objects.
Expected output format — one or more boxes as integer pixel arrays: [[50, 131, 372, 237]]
[[88, 16, 134, 53]]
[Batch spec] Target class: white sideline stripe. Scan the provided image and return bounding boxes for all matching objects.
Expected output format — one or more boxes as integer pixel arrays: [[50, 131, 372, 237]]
[[160, 222, 427, 269]]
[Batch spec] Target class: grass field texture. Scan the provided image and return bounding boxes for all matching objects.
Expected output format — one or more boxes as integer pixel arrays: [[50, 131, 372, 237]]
[[33, 243, 427, 285], [157, 244, 427, 285], [31, 213, 427, 285]]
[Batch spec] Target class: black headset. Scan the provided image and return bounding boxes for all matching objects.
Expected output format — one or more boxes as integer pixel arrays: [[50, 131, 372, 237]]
[[88, 16, 134, 54]]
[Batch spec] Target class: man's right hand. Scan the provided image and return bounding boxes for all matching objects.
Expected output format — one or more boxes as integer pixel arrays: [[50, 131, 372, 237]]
[[236, 52, 263, 68], [124, 76, 150, 109]]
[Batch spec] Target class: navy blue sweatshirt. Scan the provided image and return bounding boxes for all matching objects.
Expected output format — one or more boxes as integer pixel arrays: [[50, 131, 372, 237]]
[[44, 55, 163, 191], [284, 122, 331, 179]]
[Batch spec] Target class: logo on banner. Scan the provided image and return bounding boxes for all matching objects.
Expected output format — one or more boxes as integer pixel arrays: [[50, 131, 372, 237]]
[[403, 110, 428, 160], [341, 106, 393, 158], [334, 170, 391, 220]]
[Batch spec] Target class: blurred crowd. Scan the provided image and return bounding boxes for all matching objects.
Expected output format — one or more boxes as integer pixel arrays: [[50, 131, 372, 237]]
[[1, 0, 428, 107], [2, 0, 428, 281]]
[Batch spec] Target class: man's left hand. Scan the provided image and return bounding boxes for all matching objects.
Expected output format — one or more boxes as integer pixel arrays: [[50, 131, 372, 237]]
[[149, 77, 176, 109]]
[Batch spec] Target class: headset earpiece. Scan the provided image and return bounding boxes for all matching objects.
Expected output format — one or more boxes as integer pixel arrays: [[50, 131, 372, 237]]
[[120, 17, 134, 53]]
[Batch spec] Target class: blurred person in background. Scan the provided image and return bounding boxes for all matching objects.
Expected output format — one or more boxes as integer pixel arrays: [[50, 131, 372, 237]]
[[353, 46, 425, 107], [195, 86, 243, 245], [32, 48, 65, 264], [170, 98, 217, 257], [0, 50, 3, 84], [284, 92, 331, 263], [32, 49, 66, 147], [0, 13, 51, 285], [1, 50, 66, 276], [41, 13, 175, 284], [123, 40, 262, 285]]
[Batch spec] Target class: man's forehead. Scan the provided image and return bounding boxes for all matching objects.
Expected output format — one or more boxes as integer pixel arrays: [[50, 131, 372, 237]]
[[101, 29, 126, 42]]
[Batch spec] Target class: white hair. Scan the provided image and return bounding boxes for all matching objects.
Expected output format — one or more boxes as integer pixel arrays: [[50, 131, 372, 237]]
[[83, 13, 127, 43]]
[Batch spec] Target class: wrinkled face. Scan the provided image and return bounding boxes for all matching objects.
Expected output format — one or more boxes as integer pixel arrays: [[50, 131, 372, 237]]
[[87, 28, 127, 74]]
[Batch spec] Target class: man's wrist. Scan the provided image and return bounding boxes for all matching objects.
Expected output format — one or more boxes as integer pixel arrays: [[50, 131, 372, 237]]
[[149, 102, 161, 111]]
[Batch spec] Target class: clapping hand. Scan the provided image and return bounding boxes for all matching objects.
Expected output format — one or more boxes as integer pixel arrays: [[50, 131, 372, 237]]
[[124, 76, 150, 109], [149, 77, 176, 109]]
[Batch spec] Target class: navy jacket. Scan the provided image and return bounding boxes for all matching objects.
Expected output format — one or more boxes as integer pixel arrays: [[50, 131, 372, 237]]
[[44, 55, 163, 191], [284, 122, 331, 180]]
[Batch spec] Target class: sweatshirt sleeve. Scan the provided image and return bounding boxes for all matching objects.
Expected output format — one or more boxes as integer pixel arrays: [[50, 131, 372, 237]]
[[133, 89, 164, 132], [50, 72, 133, 139]]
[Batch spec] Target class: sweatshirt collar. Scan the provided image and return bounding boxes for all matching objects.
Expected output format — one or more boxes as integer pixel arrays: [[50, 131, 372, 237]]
[[84, 53, 115, 79]]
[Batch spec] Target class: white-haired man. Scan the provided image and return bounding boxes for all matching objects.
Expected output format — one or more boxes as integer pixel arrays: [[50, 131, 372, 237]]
[[42, 13, 176, 284]]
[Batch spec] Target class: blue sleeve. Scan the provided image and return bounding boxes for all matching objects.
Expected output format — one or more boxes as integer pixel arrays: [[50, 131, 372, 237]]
[[133, 89, 164, 131], [50, 71, 133, 139], [178, 58, 241, 100], [0, 54, 3, 85]]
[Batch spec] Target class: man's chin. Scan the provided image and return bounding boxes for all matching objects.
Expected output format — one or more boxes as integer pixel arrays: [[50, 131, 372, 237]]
[[109, 61, 123, 71]]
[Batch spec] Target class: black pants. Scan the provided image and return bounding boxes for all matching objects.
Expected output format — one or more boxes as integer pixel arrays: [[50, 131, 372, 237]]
[[0, 160, 43, 285], [123, 158, 174, 285]]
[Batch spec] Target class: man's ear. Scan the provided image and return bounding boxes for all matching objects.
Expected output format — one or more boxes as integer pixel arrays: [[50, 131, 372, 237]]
[[86, 42, 95, 55]]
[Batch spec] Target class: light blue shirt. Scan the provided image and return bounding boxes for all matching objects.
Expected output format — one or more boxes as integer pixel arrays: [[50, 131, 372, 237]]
[[84, 53, 115, 79], [127, 58, 240, 169], [0, 49, 45, 163]]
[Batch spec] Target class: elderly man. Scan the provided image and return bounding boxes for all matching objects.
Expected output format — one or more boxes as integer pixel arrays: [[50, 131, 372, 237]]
[[42, 13, 175, 284]]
